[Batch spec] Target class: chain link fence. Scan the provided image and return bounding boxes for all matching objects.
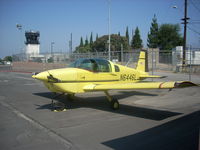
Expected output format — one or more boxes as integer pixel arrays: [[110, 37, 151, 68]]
[[11, 48, 200, 74]]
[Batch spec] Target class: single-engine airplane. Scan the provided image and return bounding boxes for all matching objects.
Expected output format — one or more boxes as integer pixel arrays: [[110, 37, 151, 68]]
[[32, 50, 196, 110]]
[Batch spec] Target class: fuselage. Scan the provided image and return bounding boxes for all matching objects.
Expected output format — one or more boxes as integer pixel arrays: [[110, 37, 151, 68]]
[[33, 58, 149, 94]]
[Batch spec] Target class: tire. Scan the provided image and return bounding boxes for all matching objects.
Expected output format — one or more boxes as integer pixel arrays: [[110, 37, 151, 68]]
[[110, 98, 119, 110]]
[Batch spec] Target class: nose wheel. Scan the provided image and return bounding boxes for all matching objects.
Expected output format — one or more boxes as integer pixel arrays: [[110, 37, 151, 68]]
[[51, 93, 67, 112]]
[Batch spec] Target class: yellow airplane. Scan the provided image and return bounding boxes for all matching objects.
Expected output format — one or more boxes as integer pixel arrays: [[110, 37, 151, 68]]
[[32, 50, 196, 110]]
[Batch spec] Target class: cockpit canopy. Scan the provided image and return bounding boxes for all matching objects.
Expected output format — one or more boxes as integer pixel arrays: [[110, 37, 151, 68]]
[[69, 58, 111, 72]]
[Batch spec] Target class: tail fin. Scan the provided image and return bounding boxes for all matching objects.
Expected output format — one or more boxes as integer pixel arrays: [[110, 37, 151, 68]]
[[136, 50, 148, 72]]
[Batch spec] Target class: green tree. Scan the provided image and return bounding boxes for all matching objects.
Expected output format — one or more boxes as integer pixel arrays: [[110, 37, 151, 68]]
[[125, 26, 129, 45], [76, 45, 92, 53], [158, 24, 183, 50], [147, 15, 159, 48], [118, 32, 120, 36], [75, 35, 92, 53], [4, 56, 12, 62], [92, 34, 131, 52], [90, 32, 93, 45], [96, 34, 99, 41], [85, 36, 89, 46], [131, 27, 143, 49], [79, 37, 84, 47]]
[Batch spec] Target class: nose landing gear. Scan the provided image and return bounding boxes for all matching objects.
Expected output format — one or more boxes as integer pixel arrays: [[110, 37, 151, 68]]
[[51, 93, 67, 112]]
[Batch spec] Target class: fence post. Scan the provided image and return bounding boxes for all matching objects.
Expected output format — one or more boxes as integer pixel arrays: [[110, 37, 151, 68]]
[[121, 44, 124, 64], [189, 45, 192, 81], [151, 49, 154, 81]]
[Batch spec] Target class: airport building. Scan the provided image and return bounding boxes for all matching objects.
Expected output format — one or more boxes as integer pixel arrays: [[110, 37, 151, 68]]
[[12, 30, 70, 63], [25, 31, 44, 61], [25, 31, 40, 55]]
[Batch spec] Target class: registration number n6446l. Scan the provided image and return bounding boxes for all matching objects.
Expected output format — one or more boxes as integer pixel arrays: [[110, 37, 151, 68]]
[[120, 74, 136, 81]]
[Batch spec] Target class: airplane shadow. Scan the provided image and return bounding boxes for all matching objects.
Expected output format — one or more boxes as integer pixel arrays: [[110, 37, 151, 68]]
[[33, 91, 181, 121], [102, 110, 200, 150]]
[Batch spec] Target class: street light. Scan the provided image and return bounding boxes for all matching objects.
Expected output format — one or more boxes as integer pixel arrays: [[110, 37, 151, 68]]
[[16, 24, 22, 30], [16, 23, 23, 60]]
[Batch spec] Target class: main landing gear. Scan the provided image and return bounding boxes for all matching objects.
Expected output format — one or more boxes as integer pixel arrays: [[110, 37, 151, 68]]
[[67, 93, 75, 102], [51, 92, 119, 111], [104, 91, 119, 110]]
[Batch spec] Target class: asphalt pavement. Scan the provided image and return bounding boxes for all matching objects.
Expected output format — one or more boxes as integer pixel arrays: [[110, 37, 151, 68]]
[[0, 70, 199, 150]]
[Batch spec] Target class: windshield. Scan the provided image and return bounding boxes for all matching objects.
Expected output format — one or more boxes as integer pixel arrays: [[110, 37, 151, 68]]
[[69, 58, 111, 72]]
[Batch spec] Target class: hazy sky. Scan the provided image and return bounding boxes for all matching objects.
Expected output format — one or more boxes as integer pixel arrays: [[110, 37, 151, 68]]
[[0, 0, 199, 58]]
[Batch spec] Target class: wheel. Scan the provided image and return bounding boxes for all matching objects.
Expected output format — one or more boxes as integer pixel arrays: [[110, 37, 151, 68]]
[[51, 101, 67, 112], [110, 98, 119, 110]]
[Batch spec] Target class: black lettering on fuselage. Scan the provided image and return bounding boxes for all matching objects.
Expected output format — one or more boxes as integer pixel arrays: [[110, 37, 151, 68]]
[[120, 74, 136, 81]]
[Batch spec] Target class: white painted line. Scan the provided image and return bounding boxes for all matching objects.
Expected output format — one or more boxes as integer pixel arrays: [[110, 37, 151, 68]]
[[16, 76, 34, 80]]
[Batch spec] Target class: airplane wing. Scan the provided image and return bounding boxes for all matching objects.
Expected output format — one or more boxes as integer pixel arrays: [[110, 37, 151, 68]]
[[84, 81, 197, 91]]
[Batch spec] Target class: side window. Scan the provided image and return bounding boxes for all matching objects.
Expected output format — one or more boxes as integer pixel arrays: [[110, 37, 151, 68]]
[[114, 65, 120, 72], [90, 59, 99, 72], [68, 59, 82, 68], [80, 59, 93, 70], [96, 59, 111, 72]]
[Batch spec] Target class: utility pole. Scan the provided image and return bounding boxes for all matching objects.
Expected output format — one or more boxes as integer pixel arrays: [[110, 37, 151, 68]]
[[51, 42, 54, 62], [108, 0, 111, 61], [182, 0, 190, 66]]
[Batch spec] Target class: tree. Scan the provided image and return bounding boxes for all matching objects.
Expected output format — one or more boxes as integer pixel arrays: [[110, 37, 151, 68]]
[[158, 24, 183, 50], [76, 45, 92, 53], [90, 32, 93, 45], [85, 36, 89, 46], [125, 26, 129, 45], [4, 56, 12, 62], [75, 36, 92, 53], [131, 27, 143, 49], [79, 37, 84, 47], [96, 34, 99, 41], [118, 32, 120, 36], [92, 34, 131, 52], [147, 15, 159, 48]]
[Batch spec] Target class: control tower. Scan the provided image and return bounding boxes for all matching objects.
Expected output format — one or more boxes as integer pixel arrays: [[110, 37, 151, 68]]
[[25, 31, 40, 57]]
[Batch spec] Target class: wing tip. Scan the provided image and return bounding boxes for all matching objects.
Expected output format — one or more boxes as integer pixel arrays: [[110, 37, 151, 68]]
[[174, 81, 198, 88]]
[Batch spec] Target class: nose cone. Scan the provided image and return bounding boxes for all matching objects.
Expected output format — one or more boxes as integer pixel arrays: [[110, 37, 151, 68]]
[[32, 71, 49, 81]]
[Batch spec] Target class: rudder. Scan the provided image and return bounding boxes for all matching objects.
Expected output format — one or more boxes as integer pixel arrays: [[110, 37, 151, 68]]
[[136, 50, 148, 72]]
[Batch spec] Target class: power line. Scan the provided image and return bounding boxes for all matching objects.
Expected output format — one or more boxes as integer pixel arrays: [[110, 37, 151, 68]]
[[189, 22, 200, 24], [187, 25, 200, 36], [189, 19, 200, 24], [190, 0, 200, 14]]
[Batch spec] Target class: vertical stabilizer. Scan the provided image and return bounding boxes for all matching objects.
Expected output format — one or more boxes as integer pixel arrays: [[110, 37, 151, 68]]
[[136, 50, 148, 72]]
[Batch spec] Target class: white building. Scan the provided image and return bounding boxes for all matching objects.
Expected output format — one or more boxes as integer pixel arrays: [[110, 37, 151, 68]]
[[173, 46, 200, 65]]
